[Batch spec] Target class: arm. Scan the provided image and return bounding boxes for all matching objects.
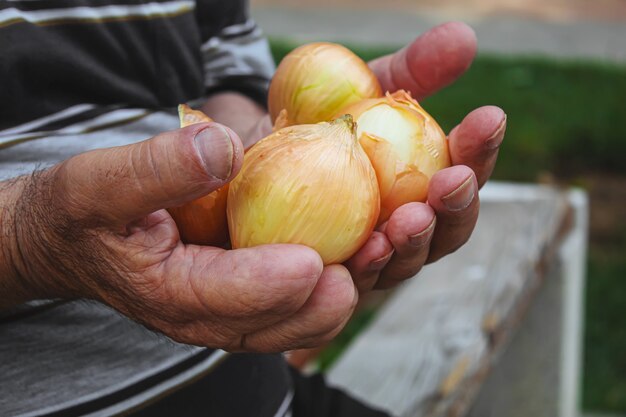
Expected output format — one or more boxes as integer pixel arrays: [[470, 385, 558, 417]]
[[0, 177, 31, 308]]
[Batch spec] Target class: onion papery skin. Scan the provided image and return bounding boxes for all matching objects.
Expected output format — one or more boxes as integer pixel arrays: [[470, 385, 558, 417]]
[[168, 187, 229, 246], [268, 42, 382, 126], [339, 91, 451, 224], [167, 104, 230, 246], [227, 116, 380, 265]]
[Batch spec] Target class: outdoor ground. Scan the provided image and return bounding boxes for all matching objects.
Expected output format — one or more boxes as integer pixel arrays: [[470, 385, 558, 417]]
[[253, 0, 626, 22]]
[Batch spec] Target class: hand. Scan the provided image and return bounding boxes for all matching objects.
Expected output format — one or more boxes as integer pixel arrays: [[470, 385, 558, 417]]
[[200, 92, 273, 149], [1, 123, 357, 352], [346, 22, 507, 291]]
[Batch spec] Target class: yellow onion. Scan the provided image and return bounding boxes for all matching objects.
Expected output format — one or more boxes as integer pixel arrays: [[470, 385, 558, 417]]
[[339, 91, 451, 224], [167, 104, 230, 246], [227, 115, 380, 265], [178, 103, 210, 127], [268, 42, 382, 126]]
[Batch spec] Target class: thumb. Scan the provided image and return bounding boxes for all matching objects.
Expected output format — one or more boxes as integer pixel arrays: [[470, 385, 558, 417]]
[[56, 122, 243, 225]]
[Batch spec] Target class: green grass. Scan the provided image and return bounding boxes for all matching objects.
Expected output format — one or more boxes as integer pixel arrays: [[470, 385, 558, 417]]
[[423, 57, 626, 181], [583, 240, 626, 413], [270, 39, 626, 413]]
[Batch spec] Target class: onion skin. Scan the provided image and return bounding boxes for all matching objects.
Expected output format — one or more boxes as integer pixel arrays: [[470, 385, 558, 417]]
[[339, 91, 451, 224], [167, 104, 230, 246], [227, 116, 380, 265], [167, 185, 230, 246], [178, 103, 211, 127], [268, 42, 382, 126]]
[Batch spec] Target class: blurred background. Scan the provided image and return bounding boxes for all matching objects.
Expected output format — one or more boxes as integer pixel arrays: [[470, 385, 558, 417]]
[[249, 0, 626, 415]]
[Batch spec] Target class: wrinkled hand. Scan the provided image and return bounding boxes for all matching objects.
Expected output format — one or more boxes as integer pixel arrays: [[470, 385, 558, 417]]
[[346, 22, 507, 291], [7, 123, 357, 352]]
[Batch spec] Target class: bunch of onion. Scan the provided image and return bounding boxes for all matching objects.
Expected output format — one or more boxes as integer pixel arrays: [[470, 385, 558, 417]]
[[338, 91, 451, 224], [227, 115, 380, 265], [268, 42, 450, 226], [167, 104, 230, 246], [268, 42, 382, 127]]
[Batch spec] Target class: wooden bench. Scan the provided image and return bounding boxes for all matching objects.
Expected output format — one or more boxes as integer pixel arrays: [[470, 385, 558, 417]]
[[325, 181, 588, 417]]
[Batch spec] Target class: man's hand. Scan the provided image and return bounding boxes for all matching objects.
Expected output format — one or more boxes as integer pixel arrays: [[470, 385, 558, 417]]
[[201, 92, 272, 149], [346, 22, 507, 291], [201, 22, 506, 294], [0, 123, 357, 352]]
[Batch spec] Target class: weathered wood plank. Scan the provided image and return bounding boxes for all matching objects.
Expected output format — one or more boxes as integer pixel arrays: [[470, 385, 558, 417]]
[[326, 181, 573, 417], [466, 248, 564, 417], [466, 189, 587, 417]]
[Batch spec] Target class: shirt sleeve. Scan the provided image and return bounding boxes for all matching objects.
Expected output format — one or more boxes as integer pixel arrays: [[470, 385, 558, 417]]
[[194, 0, 275, 106]]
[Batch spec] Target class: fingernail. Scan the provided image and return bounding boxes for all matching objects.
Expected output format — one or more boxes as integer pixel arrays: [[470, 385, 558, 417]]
[[485, 114, 507, 150], [368, 250, 394, 271], [442, 175, 476, 211], [194, 125, 234, 180], [408, 218, 436, 247]]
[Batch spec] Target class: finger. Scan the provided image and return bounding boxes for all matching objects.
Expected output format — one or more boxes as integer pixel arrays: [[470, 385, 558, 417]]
[[158, 244, 325, 348], [56, 123, 244, 225], [345, 231, 394, 293], [448, 106, 507, 188], [188, 244, 323, 326], [246, 115, 273, 149], [242, 264, 358, 352], [375, 202, 436, 289], [426, 165, 479, 263], [369, 22, 477, 100]]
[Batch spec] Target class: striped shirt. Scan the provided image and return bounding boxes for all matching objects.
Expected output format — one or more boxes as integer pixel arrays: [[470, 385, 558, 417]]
[[0, 0, 275, 131], [0, 1, 295, 416]]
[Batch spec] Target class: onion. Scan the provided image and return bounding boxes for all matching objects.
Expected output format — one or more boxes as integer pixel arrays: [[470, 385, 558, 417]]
[[339, 91, 451, 224], [227, 115, 380, 265], [268, 42, 382, 126], [167, 104, 230, 246]]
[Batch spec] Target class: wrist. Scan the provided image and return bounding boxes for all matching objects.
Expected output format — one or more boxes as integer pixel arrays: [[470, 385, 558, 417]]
[[0, 175, 36, 307], [0, 169, 81, 308]]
